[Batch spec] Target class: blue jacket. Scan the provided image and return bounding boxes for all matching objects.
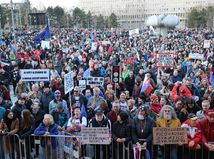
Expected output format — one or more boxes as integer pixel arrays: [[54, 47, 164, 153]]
[[34, 122, 59, 148]]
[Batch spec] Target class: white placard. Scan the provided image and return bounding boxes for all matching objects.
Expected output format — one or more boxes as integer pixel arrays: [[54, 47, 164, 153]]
[[156, 53, 174, 68], [41, 40, 50, 49], [64, 72, 74, 94], [91, 42, 98, 51], [79, 80, 86, 90], [204, 40, 211, 48], [189, 53, 204, 60], [20, 69, 50, 81], [129, 28, 139, 37], [86, 77, 104, 87], [81, 127, 111, 145]]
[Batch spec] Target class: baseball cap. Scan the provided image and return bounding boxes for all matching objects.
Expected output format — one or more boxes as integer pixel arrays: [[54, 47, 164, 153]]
[[95, 108, 104, 115], [188, 113, 198, 121], [54, 90, 61, 97], [139, 105, 148, 112]]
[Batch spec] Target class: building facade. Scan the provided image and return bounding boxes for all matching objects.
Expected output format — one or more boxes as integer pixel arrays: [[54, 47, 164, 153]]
[[79, 0, 214, 28]]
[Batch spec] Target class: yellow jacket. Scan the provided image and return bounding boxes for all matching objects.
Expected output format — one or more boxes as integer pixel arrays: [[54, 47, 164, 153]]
[[156, 118, 181, 127]]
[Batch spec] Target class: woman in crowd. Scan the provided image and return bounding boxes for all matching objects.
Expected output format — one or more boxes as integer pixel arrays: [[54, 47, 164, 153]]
[[15, 80, 29, 98]]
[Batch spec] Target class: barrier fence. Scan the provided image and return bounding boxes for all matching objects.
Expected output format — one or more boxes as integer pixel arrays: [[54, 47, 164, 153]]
[[0, 133, 214, 159]]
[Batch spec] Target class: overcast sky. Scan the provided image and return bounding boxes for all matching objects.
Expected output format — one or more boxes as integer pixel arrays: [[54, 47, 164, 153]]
[[0, 0, 78, 10]]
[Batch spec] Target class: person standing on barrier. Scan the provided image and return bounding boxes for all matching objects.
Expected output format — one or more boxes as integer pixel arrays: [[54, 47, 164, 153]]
[[34, 114, 59, 159], [156, 105, 181, 159], [112, 111, 132, 159], [89, 108, 111, 159], [132, 105, 157, 159], [0, 109, 20, 159], [198, 109, 214, 159]]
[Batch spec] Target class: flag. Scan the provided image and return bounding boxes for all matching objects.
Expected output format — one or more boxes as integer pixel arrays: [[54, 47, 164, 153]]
[[141, 84, 153, 96], [210, 72, 214, 88], [144, 51, 148, 63], [34, 25, 51, 45], [83, 68, 90, 79], [149, 26, 155, 35], [81, 104, 87, 118]]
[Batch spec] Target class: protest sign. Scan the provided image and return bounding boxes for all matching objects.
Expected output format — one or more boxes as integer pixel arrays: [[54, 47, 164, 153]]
[[41, 40, 50, 49], [20, 69, 49, 82], [156, 53, 174, 68], [189, 53, 204, 60], [64, 72, 74, 94], [79, 80, 86, 90], [91, 42, 98, 51], [81, 127, 111, 145], [204, 40, 211, 48], [86, 77, 104, 87], [129, 28, 139, 37], [153, 127, 187, 145]]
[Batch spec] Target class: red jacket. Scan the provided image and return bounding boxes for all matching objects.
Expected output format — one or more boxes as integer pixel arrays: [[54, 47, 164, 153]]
[[198, 119, 214, 143], [181, 120, 202, 149]]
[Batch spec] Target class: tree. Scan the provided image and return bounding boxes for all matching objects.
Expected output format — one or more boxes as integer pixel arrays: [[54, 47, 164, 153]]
[[54, 6, 65, 27], [19, 0, 31, 25], [72, 7, 86, 28], [0, 5, 9, 29], [86, 11, 93, 28], [96, 14, 105, 29], [109, 13, 118, 28]]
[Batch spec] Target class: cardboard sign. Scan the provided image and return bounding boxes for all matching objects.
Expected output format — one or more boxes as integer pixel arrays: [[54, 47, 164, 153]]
[[79, 80, 86, 90], [91, 42, 98, 51], [153, 127, 187, 145], [86, 77, 104, 87], [64, 72, 74, 94], [41, 40, 50, 49], [156, 53, 174, 68], [129, 28, 139, 37], [20, 69, 49, 81], [81, 127, 111, 145], [204, 40, 211, 48], [189, 53, 203, 60]]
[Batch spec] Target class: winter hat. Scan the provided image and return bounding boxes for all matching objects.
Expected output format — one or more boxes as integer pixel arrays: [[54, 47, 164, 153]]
[[150, 94, 158, 102]]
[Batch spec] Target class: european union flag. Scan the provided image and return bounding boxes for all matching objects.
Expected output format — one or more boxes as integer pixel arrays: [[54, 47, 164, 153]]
[[34, 25, 51, 45]]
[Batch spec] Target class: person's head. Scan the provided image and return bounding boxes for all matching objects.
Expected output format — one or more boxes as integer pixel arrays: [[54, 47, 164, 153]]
[[129, 70, 134, 77], [128, 99, 135, 110], [18, 97, 26, 105], [43, 114, 54, 126], [54, 90, 61, 100], [119, 92, 126, 102], [85, 89, 91, 97], [74, 107, 81, 117], [205, 110, 214, 123], [137, 105, 148, 120], [56, 102, 64, 112], [188, 113, 198, 127], [175, 99, 183, 109], [73, 86, 80, 96], [137, 96, 144, 105], [202, 100, 210, 112], [185, 77, 192, 87], [43, 84, 50, 94], [93, 87, 100, 97], [150, 94, 159, 105], [31, 101, 41, 114], [21, 109, 31, 119], [117, 111, 129, 123], [107, 84, 113, 91], [32, 83, 39, 92], [4, 109, 14, 120], [99, 100, 107, 111], [112, 100, 120, 113], [173, 69, 178, 76], [95, 108, 104, 122], [159, 105, 177, 120], [160, 96, 167, 105]]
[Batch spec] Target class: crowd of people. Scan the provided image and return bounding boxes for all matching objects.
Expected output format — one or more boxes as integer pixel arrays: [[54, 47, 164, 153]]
[[0, 27, 213, 159]]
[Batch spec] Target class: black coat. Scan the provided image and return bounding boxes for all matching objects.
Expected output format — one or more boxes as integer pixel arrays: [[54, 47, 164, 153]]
[[112, 120, 132, 142], [32, 109, 45, 130], [132, 116, 156, 144], [124, 76, 135, 96]]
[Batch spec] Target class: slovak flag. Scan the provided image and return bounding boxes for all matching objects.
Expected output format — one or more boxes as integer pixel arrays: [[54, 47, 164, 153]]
[[141, 78, 153, 96]]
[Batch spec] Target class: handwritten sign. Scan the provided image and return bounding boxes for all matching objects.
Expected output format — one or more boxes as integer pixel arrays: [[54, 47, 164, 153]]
[[189, 53, 203, 60], [129, 28, 139, 37], [64, 72, 74, 94], [156, 53, 174, 68], [81, 127, 111, 145], [204, 40, 211, 48], [41, 40, 50, 49], [20, 69, 50, 82], [153, 127, 187, 145], [86, 77, 104, 87], [79, 80, 86, 91]]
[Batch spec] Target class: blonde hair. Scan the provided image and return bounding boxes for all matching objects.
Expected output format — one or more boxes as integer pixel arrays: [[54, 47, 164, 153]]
[[44, 114, 54, 125]]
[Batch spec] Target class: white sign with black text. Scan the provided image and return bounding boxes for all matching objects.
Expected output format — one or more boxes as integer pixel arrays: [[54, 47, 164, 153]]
[[20, 69, 50, 82], [86, 77, 104, 87], [64, 72, 74, 94]]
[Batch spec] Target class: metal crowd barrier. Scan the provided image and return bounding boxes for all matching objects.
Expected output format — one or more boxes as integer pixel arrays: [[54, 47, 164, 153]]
[[1, 133, 214, 159]]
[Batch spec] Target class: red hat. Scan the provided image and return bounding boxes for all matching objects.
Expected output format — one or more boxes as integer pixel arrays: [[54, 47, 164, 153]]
[[205, 110, 214, 117], [150, 94, 158, 101]]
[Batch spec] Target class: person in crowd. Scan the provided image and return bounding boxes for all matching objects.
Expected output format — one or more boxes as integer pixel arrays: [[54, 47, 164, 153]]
[[0, 81, 11, 101], [132, 76, 142, 99], [28, 83, 43, 103], [66, 106, 87, 134], [112, 111, 132, 158], [119, 92, 128, 110], [40, 84, 55, 113], [49, 90, 68, 115], [0, 93, 10, 110], [15, 80, 29, 98], [88, 108, 111, 159], [124, 70, 135, 96], [126, 98, 137, 119], [34, 114, 59, 159], [132, 105, 157, 159], [71, 86, 87, 110], [171, 69, 182, 84], [0, 67, 10, 89], [196, 100, 210, 119], [150, 94, 162, 118], [51, 102, 69, 128], [107, 100, 122, 124], [198, 109, 214, 159], [0, 110, 19, 159], [19, 109, 35, 159], [181, 113, 202, 159], [12, 97, 27, 121], [156, 105, 181, 159]]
